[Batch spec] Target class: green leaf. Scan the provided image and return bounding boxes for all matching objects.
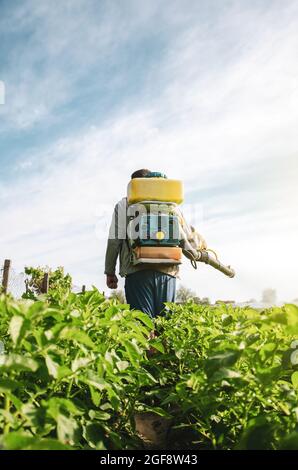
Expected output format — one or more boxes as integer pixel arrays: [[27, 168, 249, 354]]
[[256, 365, 281, 384], [60, 327, 95, 349], [186, 372, 204, 391], [290, 350, 298, 365], [57, 365, 73, 380], [20, 403, 44, 428], [149, 339, 165, 353], [285, 304, 298, 326], [45, 355, 59, 378], [279, 432, 298, 450], [81, 372, 110, 391], [71, 357, 91, 372], [56, 414, 81, 445], [122, 339, 143, 365], [124, 321, 150, 346], [244, 308, 259, 319], [0, 354, 38, 372], [211, 367, 242, 382], [259, 342, 277, 362], [28, 439, 73, 450], [0, 432, 35, 450], [268, 310, 287, 325], [0, 378, 21, 392], [205, 350, 240, 376], [89, 409, 111, 421], [83, 422, 106, 449], [0, 432, 71, 450], [135, 405, 172, 418], [132, 311, 154, 330], [137, 370, 158, 386], [116, 360, 130, 371], [9, 315, 30, 346], [237, 417, 273, 450], [222, 314, 233, 326], [291, 371, 298, 389], [5, 392, 23, 411], [46, 398, 83, 419], [89, 386, 101, 407]]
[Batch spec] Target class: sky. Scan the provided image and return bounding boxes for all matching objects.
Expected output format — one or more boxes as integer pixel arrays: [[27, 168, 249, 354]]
[[0, 0, 298, 302]]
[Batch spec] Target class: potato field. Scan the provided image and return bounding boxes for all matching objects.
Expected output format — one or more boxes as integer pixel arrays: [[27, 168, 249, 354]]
[[0, 285, 298, 450]]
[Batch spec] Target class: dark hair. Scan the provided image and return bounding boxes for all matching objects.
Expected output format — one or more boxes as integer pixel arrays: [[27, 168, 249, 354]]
[[131, 169, 151, 179]]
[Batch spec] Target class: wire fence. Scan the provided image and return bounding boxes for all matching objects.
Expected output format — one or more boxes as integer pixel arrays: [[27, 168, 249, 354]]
[[1, 260, 86, 299], [0, 265, 27, 299]]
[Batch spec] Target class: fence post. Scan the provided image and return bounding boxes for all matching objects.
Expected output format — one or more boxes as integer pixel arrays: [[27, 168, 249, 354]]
[[41, 273, 49, 294], [1, 259, 11, 294], [82, 285, 86, 294]]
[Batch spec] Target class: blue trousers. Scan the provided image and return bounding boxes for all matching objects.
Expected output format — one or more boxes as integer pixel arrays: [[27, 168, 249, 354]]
[[124, 269, 176, 318]]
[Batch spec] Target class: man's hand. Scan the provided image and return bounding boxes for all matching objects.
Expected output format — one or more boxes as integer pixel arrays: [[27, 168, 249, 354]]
[[106, 274, 118, 289]]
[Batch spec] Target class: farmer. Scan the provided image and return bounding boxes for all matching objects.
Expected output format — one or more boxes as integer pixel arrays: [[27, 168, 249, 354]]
[[104, 169, 201, 318]]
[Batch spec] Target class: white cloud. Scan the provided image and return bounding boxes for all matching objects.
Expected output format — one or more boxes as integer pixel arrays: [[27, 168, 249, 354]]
[[0, 0, 157, 128], [0, 80, 5, 105]]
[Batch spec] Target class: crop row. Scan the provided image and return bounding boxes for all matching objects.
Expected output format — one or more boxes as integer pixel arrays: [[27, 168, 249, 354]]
[[0, 289, 298, 449]]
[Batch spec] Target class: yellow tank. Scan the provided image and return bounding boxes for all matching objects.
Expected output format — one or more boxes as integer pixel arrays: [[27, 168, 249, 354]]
[[127, 178, 184, 205]]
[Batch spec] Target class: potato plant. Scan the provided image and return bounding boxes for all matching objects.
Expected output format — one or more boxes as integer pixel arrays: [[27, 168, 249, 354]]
[[0, 289, 298, 450]]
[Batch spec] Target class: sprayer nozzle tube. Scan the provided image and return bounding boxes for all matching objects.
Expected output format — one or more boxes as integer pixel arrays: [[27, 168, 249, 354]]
[[198, 250, 235, 278]]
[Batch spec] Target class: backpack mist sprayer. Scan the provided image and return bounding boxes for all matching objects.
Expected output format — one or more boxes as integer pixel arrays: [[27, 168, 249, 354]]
[[126, 172, 235, 279]]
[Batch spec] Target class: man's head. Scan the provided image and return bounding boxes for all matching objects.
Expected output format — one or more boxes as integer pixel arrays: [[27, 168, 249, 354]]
[[131, 169, 151, 179]]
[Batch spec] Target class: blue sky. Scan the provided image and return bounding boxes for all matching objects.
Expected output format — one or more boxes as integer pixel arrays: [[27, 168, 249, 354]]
[[0, 0, 298, 301]]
